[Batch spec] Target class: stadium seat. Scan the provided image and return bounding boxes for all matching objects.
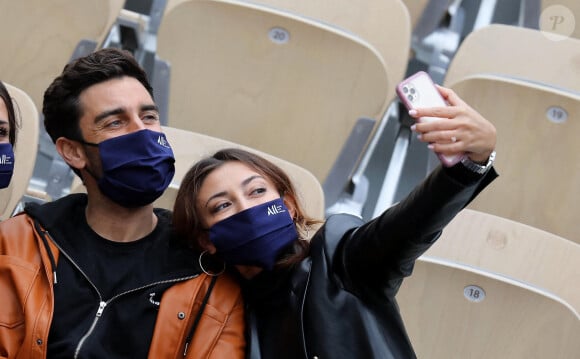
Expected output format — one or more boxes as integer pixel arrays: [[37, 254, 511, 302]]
[[155, 0, 390, 181], [246, 0, 411, 104], [71, 125, 325, 220], [0, 83, 39, 220], [397, 257, 580, 358], [444, 24, 580, 92], [425, 208, 580, 312], [0, 0, 125, 109], [447, 74, 580, 244]]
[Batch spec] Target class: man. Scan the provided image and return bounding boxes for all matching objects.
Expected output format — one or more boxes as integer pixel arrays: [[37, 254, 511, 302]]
[[0, 48, 244, 358]]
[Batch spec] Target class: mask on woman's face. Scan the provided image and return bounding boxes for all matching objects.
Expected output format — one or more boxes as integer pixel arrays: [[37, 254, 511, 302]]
[[83, 129, 175, 207], [0, 143, 14, 189], [209, 198, 298, 270]]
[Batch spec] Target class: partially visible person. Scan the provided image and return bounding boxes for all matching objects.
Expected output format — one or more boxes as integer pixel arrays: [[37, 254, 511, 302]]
[[0, 80, 17, 188], [0, 48, 245, 359], [173, 86, 497, 358]]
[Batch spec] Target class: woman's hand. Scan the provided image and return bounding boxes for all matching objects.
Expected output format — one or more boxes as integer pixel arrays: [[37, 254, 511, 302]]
[[409, 85, 496, 163]]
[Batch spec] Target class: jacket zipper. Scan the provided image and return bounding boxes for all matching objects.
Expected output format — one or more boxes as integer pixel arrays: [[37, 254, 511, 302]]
[[75, 301, 107, 358], [299, 268, 313, 359], [45, 232, 199, 358], [73, 275, 199, 358]]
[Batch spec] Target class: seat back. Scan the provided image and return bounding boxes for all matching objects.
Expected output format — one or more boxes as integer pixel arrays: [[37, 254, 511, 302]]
[[156, 0, 390, 181], [397, 257, 580, 358], [71, 126, 325, 219], [448, 74, 580, 244], [425, 208, 580, 312], [0, 84, 39, 220], [0, 0, 125, 109], [444, 24, 580, 92], [246, 0, 411, 104]]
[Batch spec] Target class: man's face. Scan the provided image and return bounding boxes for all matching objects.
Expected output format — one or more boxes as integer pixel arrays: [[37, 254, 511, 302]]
[[77, 76, 161, 176], [78, 76, 161, 144]]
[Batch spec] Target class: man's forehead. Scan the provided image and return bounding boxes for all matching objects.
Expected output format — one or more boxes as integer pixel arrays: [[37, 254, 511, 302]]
[[78, 77, 154, 114]]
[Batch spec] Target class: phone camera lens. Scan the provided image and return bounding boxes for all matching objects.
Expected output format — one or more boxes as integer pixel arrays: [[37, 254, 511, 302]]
[[402, 86, 408, 94], [407, 94, 414, 102], [410, 88, 416, 94]]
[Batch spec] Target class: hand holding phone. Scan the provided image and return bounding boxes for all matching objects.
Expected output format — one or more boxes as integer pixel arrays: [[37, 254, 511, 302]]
[[396, 71, 465, 166]]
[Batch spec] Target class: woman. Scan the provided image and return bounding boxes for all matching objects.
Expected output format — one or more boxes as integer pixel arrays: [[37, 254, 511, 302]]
[[0, 80, 17, 188], [173, 86, 498, 358]]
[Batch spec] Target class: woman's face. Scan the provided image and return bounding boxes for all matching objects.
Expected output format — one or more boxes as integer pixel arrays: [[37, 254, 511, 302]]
[[0, 97, 10, 144], [196, 161, 281, 230], [195, 160, 297, 278]]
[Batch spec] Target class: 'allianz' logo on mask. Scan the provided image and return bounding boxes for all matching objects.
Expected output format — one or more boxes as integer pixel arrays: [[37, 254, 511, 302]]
[[267, 203, 286, 216], [157, 135, 170, 148], [0, 154, 13, 165]]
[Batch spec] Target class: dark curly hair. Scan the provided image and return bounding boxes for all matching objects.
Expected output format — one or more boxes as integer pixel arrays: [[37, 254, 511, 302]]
[[42, 48, 152, 144]]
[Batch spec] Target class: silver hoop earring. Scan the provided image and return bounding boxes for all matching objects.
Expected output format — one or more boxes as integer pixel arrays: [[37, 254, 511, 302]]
[[198, 250, 225, 276], [304, 225, 311, 240]]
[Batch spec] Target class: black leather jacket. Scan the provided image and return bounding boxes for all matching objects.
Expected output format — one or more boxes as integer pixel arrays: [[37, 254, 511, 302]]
[[243, 165, 497, 359]]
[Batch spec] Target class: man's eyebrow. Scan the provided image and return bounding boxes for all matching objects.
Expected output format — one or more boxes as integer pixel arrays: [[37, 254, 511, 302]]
[[94, 108, 124, 123], [94, 104, 159, 124], [141, 104, 159, 112]]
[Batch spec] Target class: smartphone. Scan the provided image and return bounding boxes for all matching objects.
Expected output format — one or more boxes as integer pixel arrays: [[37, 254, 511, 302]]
[[396, 71, 465, 166]]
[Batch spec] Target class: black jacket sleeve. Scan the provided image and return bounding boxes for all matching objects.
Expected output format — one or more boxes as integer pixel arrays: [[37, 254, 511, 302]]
[[339, 164, 498, 298]]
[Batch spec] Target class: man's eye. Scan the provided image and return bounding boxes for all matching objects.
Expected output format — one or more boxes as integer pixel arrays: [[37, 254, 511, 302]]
[[105, 119, 122, 128], [143, 113, 160, 122]]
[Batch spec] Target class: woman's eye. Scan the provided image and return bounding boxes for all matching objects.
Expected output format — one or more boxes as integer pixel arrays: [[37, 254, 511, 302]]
[[213, 202, 231, 213], [250, 187, 267, 196], [0, 127, 7, 137]]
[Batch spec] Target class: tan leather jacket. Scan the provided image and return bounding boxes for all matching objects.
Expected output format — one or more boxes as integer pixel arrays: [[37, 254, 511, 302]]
[[0, 214, 245, 359]]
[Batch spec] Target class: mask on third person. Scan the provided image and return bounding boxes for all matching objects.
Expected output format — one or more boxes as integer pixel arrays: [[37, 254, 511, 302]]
[[0, 143, 14, 189]]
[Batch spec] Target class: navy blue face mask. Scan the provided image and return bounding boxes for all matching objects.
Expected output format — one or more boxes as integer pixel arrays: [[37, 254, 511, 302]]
[[82, 129, 175, 207], [209, 198, 298, 270], [0, 143, 14, 189]]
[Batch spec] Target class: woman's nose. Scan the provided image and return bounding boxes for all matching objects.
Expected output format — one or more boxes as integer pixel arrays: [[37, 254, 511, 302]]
[[236, 199, 252, 212]]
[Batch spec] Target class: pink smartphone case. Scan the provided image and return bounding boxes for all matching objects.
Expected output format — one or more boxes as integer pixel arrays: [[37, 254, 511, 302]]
[[396, 71, 465, 167]]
